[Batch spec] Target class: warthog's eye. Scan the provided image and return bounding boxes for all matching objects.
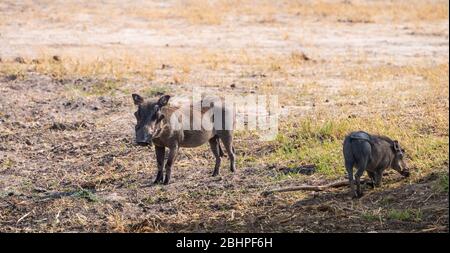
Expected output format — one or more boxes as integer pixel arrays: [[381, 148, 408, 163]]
[[150, 106, 160, 120]]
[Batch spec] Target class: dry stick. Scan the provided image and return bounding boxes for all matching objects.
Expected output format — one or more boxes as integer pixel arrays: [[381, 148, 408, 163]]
[[17, 211, 33, 224], [262, 179, 369, 196]]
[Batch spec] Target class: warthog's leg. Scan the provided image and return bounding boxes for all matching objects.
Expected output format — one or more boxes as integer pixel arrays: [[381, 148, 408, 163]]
[[355, 159, 368, 198], [367, 171, 376, 188], [373, 169, 383, 187], [345, 160, 356, 198], [220, 135, 235, 173], [209, 137, 221, 176], [163, 145, 178, 185], [154, 145, 165, 184]]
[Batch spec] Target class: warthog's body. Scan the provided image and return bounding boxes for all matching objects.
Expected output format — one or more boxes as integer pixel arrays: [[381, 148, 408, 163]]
[[343, 131, 410, 198], [132, 94, 235, 185]]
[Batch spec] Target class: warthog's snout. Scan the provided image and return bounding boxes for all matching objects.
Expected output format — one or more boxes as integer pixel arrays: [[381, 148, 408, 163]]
[[135, 133, 152, 146], [401, 169, 410, 177], [136, 141, 151, 146]]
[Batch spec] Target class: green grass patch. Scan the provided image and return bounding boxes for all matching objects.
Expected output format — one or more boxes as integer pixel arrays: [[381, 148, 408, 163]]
[[236, 155, 258, 167], [433, 172, 449, 193], [272, 171, 306, 181], [142, 195, 170, 204], [72, 189, 98, 202], [361, 211, 380, 222], [379, 196, 396, 206], [407, 137, 449, 173], [86, 80, 120, 96], [387, 209, 422, 222], [66, 79, 121, 97], [264, 115, 448, 178]]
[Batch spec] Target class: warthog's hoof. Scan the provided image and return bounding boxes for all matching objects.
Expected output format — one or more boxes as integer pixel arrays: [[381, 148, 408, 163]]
[[351, 191, 363, 199], [153, 178, 164, 184], [163, 180, 170, 185]]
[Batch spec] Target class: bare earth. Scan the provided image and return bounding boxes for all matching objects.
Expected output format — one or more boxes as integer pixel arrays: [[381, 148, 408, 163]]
[[0, 0, 448, 232]]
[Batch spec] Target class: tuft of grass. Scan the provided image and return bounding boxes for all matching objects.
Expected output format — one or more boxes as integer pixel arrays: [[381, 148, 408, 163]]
[[361, 211, 380, 222], [433, 173, 449, 193], [387, 209, 423, 222], [269, 61, 283, 72], [143, 86, 171, 97], [142, 195, 170, 205], [0, 158, 16, 170], [72, 189, 98, 202], [67, 79, 121, 97], [0, 62, 28, 80], [379, 196, 396, 206], [107, 211, 127, 232], [88, 80, 120, 96], [290, 51, 311, 66]]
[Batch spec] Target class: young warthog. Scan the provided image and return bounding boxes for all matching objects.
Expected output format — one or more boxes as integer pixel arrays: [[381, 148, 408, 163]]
[[343, 131, 410, 198], [132, 94, 236, 185]]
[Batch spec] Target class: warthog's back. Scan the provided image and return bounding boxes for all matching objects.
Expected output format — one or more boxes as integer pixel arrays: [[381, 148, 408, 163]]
[[343, 131, 373, 165], [344, 131, 396, 172], [161, 98, 235, 132], [157, 97, 234, 148]]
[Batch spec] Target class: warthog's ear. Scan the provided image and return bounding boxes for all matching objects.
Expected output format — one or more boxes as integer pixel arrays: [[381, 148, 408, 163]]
[[132, 94, 144, 105], [158, 95, 171, 107], [393, 140, 401, 151], [157, 114, 165, 123]]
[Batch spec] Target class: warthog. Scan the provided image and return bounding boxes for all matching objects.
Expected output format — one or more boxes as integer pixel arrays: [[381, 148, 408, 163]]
[[343, 131, 410, 198], [132, 94, 236, 185]]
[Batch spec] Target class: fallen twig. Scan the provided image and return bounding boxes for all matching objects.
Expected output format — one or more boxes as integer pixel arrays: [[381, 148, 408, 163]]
[[17, 211, 33, 224], [421, 226, 447, 232], [262, 179, 369, 196]]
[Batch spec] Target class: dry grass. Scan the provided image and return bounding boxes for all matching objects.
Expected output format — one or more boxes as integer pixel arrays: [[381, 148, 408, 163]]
[[0, 54, 157, 80], [288, 0, 448, 23], [0, 0, 447, 30], [0, 50, 298, 81]]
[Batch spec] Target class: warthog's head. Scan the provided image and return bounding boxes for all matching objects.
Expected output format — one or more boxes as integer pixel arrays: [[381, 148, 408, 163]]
[[392, 140, 410, 177], [132, 94, 170, 146]]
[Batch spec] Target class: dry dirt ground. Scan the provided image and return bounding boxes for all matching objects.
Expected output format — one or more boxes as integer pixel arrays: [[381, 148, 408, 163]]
[[0, 0, 449, 232]]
